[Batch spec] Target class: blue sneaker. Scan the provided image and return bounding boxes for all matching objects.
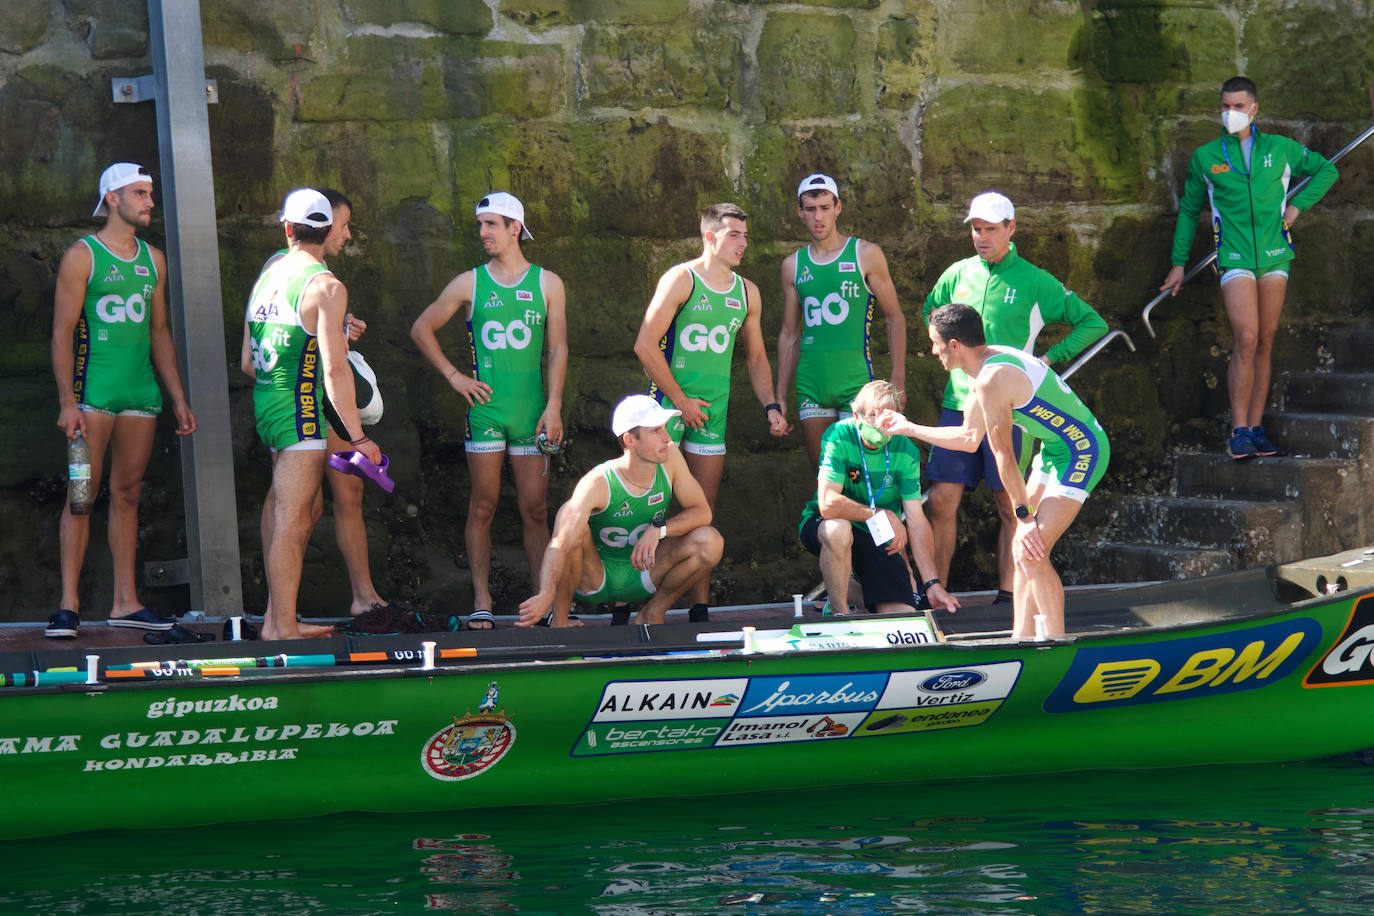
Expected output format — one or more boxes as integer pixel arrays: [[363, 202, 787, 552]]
[[45, 609, 79, 639], [1248, 426, 1284, 457], [1227, 427, 1256, 460]]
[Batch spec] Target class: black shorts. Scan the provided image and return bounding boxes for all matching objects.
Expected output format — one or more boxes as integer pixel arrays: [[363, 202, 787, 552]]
[[799, 512, 914, 610]]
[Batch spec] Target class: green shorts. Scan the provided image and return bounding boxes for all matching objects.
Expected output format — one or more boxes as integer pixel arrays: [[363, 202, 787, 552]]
[[796, 351, 871, 421], [254, 383, 326, 451], [661, 381, 729, 456], [465, 382, 545, 456], [1030, 432, 1110, 502], [575, 557, 656, 605]]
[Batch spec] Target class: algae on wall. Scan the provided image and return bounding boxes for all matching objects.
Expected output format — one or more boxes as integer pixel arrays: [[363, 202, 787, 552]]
[[0, 0, 1371, 617]]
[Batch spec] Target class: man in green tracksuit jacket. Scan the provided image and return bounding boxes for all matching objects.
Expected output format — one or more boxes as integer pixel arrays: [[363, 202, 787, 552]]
[[1161, 75, 1338, 460], [922, 191, 1107, 600]]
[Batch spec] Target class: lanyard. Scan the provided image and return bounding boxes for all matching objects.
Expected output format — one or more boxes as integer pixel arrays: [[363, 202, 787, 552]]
[[1220, 132, 1254, 178], [854, 425, 891, 510]]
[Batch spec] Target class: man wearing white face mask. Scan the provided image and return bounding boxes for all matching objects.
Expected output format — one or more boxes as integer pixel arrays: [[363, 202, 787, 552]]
[[1161, 76, 1338, 460]]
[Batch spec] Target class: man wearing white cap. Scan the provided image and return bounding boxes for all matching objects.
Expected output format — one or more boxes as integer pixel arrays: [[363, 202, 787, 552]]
[[920, 191, 1106, 601], [633, 203, 789, 622], [241, 188, 398, 621], [776, 173, 907, 467], [46, 163, 198, 639], [247, 187, 381, 640], [412, 192, 567, 627], [517, 395, 722, 627]]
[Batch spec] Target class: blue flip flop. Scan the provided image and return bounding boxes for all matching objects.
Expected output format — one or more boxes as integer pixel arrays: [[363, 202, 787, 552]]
[[108, 608, 176, 631]]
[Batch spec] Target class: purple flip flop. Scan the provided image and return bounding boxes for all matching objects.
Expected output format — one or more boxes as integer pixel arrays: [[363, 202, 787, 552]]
[[329, 451, 396, 493]]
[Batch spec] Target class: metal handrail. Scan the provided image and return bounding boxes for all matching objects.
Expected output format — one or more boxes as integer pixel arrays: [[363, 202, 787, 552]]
[[1061, 329, 1136, 380], [1142, 120, 1374, 338]]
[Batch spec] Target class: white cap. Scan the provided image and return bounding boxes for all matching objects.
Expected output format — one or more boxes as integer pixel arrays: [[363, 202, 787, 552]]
[[92, 162, 152, 217], [796, 173, 840, 202], [476, 191, 533, 240], [280, 188, 334, 227], [964, 191, 1015, 223], [611, 395, 680, 436]]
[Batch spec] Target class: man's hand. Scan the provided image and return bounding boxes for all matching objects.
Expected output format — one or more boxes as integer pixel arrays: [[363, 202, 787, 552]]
[[354, 436, 383, 466], [57, 403, 86, 440], [172, 401, 197, 436], [449, 371, 493, 406], [1159, 264, 1185, 297], [767, 405, 792, 437], [674, 396, 711, 429], [881, 509, 907, 556], [926, 583, 960, 612], [875, 408, 915, 438], [631, 526, 662, 571], [344, 313, 366, 342], [1012, 518, 1047, 563], [536, 406, 564, 447], [517, 591, 554, 627], [1283, 204, 1300, 228]]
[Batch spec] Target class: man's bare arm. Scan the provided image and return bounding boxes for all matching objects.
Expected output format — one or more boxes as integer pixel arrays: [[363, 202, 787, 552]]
[[860, 240, 906, 397]]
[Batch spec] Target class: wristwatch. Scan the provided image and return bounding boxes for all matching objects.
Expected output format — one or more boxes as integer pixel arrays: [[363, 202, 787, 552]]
[[658, 525, 668, 541], [1014, 504, 1035, 520]]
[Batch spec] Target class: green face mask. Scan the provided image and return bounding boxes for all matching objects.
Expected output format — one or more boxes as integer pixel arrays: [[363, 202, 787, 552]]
[[857, 419, 890, 448]]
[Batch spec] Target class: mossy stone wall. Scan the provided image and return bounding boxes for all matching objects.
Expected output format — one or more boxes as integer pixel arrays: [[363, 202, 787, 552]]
[[1, 0, 1372, 617]]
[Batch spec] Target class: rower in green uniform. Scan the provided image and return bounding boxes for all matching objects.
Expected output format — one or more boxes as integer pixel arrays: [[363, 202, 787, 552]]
[[47, 162, 198, 639], [882, 304, 1110, 638], [412, 192, 568, 628], [518, 395, 723, 627], [776, 173, 907, 467], [248, 188, 382, 640], [633, 203, 790, 622]]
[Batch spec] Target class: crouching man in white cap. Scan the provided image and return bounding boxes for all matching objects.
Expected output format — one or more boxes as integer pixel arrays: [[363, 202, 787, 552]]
[[517, 395, 722, 627]]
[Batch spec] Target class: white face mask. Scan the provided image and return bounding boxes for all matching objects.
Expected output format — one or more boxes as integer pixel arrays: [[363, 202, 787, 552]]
[[1222, 105, 1255, 135]]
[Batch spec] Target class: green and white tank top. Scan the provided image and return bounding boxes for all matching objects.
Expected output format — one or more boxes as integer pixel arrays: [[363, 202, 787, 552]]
[[587, 462, 671, 565]]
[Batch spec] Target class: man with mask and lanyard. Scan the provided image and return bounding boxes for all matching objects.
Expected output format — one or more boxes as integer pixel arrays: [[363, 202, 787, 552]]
[[798, 379, 958, 617], [1160, 75, 1337, 460]]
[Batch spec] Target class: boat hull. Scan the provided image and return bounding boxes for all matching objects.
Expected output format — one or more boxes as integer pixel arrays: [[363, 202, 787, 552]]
[[4, 580, 1374, 840]]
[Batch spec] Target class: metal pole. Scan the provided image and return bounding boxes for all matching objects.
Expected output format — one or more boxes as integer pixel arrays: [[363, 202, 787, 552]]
[[146, 0, 243, 615]]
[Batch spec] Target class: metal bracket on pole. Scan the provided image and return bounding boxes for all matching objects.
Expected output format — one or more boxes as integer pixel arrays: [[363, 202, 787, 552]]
[[1061, 330, 1137, 380], [112, 74, 218, 105]]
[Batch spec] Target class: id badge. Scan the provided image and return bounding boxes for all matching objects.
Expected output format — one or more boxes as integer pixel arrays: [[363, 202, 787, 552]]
[[866, 510, 895, 546]]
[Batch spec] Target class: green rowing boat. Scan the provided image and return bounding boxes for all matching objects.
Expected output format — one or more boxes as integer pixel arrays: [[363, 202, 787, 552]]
[[3, 549, 1374, 840]]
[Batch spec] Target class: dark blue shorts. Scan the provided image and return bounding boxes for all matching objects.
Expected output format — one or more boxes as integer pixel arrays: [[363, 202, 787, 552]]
[[924, 408, 1023, 491], [799, 512, 913, 609]]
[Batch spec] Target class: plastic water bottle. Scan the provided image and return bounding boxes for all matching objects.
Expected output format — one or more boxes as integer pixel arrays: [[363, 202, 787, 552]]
[[68, 432, 93, 515]]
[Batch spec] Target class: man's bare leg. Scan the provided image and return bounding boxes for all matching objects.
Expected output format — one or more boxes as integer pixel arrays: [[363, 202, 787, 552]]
[[58, 410, 114, 614], [325, 427, 388, 615], [1010, 493, 1080, 639], [1249, 273, 1288, 425], [1221, 276, 1261, 429], [262, 449, 334, 640], [106, 414, 157, 618], [924, 480, 965, 584], [800, 416, 833, 468], [636, 526, 724, 624], [816, 518, 855, 615], [681, 450, 724, 608], [509, 453, 552, 592], [261, 462, 324, 619], [464, 448, 507, 611], [992, 487, 1017, 594]]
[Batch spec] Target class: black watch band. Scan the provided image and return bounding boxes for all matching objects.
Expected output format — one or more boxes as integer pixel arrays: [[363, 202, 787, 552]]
[[1014, 504, 1034, 520], [922, 577, 941, 591], [764, 402, 782, 415]]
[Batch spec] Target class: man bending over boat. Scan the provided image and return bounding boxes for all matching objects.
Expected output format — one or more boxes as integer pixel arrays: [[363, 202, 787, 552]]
[[517, 395, 723, 627], [800, 380, 957, 617], [880, 304, 1108, 638]]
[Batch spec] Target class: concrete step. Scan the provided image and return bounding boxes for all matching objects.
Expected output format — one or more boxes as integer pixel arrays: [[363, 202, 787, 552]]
[[1173, 454, 1363, 555], [1328, 327, 1374, 371], [1263, 411, 1374, 460], [1058, 540, 1236, 584], [1106, 496, 1304, 566], [1282, 371, 1374, 415]]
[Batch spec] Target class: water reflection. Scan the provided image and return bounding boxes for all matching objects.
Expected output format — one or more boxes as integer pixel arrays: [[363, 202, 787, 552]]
[[3, 759, 1374, 913]]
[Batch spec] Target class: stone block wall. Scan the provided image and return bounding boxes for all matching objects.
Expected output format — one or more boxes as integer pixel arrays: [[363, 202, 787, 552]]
[[1, 0, 1371, 616]]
